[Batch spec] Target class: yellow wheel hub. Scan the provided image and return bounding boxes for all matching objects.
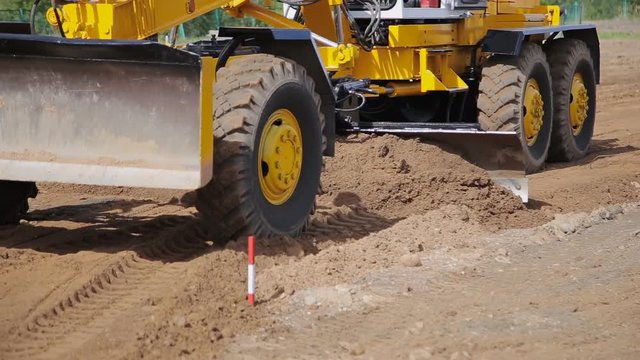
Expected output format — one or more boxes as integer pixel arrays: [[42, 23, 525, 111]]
[[570, 73, 589, 136], [258, 109, 303, 205], [523, 78, 545, 147]]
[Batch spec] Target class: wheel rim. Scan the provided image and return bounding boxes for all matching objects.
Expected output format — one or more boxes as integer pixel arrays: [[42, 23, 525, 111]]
[[523, 78, 545, 147], [258, 108, 303, 205], [570, 72, 590, 136]]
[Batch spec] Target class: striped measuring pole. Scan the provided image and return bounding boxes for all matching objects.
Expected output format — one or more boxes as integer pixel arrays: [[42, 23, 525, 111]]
[[248, 235, 256, 306]]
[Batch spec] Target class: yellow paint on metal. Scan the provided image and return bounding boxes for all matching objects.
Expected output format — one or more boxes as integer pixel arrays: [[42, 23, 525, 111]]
[[200, 57, 215, 181], [258, 109, 303, 205], [420, 49, 446, 92], [388, 24, 457, 48], [333, 47, 469, 92], [44, 0, 564, 108], [456, 14, 487, 46], [442, 67, 469, 90], [492, 1, 560, 26], [523, 78, 544, 147], [349, 48, 417, 80], [335, 44, 357, 65], [546, 5, 562, 26], [49, 0, 234, 40], [318, 47, 342, 72], [319, 44, 358, 71], [387, 82, 421, 97], [302, 0, 339, 42], [570, 72, 589, 136]]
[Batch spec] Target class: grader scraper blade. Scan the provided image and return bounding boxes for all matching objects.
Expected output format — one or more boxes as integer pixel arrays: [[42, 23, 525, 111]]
[[345, 124, 528, 202], [0, 34, 213, 190]]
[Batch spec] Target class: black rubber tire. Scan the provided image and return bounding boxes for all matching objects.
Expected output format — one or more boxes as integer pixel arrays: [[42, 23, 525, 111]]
[[0, 181, 38, 225], [544, 38, 597, 162], [478, 42, 554, 174], [195, 54, 325, 242]]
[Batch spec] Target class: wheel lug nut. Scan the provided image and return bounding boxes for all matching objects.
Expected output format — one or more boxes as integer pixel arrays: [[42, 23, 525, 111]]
[[275, 161, 280, 169], [275, 147, 280, 154]]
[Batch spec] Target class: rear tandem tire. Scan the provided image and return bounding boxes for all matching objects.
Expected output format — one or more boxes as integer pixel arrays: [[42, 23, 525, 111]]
[[544, 38, 597, 162], [195, 54, 326, 243], [478, 42, 554, 174], [0, 181, 38, 225]]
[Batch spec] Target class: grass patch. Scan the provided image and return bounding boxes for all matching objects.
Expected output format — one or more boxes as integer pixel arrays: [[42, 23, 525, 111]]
[[599, 31, 640, 40]]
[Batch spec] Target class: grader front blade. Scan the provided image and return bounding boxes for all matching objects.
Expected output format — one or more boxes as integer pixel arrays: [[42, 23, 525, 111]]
[[0, 34, 213, 190]]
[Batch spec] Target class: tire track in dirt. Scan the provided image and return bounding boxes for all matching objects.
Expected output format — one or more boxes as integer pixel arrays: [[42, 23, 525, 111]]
[[2, 201, 397, 360], [1, 202, 183, 250], [0, 204, 193, 278], [3, 194, 461, 359], [123, 203, 402, 360], [1, 216, 211, 359], [305, 205, 399, 239]]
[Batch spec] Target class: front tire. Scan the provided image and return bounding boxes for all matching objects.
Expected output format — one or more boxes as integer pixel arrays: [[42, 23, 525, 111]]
[[195, 54, 325, 242], [478, 42, 554, 173], [0, 181, 38, 225], [545, 38, 597, 162]]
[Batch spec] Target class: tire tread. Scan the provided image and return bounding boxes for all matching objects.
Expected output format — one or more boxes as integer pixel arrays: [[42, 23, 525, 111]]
[[195, 54, 325, 242], [545, 38, 596, 161], [478, 43, 553, 173]]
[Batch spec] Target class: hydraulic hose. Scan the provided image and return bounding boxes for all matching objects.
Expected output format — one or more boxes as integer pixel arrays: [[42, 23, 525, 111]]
[[29, 0, 42, 34]]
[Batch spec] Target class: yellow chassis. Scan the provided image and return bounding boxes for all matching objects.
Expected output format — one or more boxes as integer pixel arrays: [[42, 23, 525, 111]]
[[48, 0, 560, 95]]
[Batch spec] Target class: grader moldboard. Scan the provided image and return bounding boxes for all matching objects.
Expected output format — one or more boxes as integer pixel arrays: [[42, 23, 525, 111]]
[[0, 0, 598, 241]]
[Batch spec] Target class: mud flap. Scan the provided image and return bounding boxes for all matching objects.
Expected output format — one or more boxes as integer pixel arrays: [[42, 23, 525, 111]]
[[345, 126, 528, 202], [0, 34, 213, 190]]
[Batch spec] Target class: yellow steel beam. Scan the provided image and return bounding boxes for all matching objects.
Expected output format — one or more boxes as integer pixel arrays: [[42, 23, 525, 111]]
[[419, 49, 446, 92], [50, 0, 236, 39], [301, 1, 351, 43], [388, 24, 457, 48], [349, 48, 417, 80], [48, 0, 311, 40], [200, 57, 215, 183]]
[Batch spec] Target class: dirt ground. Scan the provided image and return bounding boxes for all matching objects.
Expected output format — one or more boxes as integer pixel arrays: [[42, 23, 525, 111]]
[[1, 36, 639, 360]]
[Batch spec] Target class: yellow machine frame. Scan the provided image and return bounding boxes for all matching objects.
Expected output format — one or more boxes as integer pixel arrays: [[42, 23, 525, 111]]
[[48, 0, 560, 95]]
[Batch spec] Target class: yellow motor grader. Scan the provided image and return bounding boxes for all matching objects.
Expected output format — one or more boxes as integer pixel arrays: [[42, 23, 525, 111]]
[[0, 0, 598, 240]]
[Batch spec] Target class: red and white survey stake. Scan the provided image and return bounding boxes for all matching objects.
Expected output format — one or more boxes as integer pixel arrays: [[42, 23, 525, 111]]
[[247, 235, 256, 306]]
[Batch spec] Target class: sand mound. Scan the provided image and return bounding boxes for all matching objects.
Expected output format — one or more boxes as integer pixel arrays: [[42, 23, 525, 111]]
[[320, 134, 526, 227]]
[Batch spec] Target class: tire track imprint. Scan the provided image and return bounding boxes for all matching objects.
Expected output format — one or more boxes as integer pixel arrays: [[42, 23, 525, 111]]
[[0, 204, 192, 277], [305, 206, 398, 239], [1, 217, 212, 359], [1, 203, 164, 249]]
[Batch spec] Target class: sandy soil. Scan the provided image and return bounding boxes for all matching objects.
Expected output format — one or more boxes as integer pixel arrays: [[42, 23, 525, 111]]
[[0, 37, 639, 359], [226, 204, 640, 360]]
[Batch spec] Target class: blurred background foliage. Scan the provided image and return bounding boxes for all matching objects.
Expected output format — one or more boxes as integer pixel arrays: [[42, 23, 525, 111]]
[[542, 0, 640, 21]]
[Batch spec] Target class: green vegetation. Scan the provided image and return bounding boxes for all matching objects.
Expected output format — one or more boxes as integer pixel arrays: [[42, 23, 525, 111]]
[[598, 31, 640, 40], [0, 0, 52, 34], [542, 0, 640, 20]]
